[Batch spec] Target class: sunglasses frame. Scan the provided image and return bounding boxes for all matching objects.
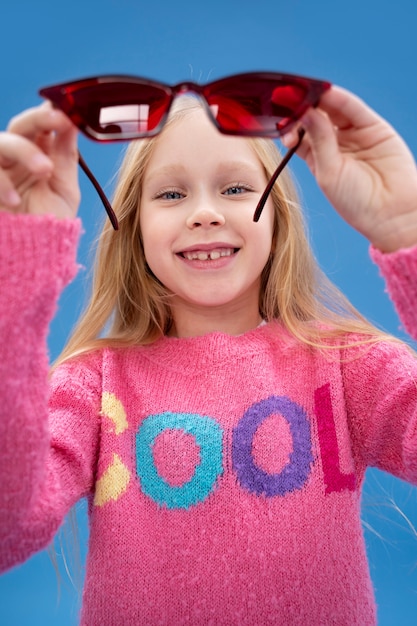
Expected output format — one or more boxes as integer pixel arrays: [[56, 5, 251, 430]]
[[39, 71, 331, 229]]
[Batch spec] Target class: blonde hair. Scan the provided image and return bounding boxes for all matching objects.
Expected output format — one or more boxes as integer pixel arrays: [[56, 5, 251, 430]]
[[57, 98, 389, 365]]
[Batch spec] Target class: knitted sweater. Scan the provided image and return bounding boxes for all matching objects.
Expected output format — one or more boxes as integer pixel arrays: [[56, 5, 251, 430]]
[[1, 213, 417, 626]]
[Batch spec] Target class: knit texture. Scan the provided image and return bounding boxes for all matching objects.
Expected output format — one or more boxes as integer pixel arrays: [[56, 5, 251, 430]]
[[1, 213, 417, 625]]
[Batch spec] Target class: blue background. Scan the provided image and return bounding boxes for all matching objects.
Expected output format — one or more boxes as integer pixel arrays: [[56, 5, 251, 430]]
[[1, 0, 417, 623]]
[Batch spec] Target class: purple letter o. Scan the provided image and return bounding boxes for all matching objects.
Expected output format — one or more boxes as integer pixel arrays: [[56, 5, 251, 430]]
[[232, 396, 313, 497]]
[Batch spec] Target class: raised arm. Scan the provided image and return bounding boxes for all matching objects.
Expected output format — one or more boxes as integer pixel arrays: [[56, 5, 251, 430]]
[[0, 108, 98, 571]]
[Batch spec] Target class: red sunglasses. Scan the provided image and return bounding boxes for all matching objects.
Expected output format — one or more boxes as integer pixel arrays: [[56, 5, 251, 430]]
[[39, 72, 331, 229]]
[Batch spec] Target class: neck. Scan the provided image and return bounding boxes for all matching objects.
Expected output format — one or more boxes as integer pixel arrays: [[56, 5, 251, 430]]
[[169, 302, 263, 338]]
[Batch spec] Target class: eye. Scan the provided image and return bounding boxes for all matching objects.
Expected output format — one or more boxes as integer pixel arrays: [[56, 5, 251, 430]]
[[154, 188, 184, 201], [223, 183, 254, 196]]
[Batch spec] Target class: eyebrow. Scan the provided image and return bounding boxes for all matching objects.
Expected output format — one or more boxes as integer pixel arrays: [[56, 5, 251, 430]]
[[145, 160, 262, 183], [145, 164, 187, 183]]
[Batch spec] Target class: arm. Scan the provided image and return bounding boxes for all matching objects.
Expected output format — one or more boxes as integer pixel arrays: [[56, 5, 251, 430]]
[[282, 87, 417, 477], [0, 212, 101, 571], [342, 336, 417, 483], [0, 105, 101, 570]]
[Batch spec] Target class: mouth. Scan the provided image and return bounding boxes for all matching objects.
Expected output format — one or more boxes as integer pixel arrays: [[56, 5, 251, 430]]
[[178, 247, 239, 261]]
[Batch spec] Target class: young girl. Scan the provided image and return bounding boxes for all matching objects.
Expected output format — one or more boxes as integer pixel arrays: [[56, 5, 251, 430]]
[[0, 78, 417, 625]]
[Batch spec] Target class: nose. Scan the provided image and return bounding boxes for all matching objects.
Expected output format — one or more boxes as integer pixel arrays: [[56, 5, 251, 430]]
[[185, 204, 226, 229]]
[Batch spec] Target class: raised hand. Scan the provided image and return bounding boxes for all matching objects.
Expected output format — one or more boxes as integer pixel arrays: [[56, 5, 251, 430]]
[[282, 86, 417, 252], [0, 104, 80, 220]]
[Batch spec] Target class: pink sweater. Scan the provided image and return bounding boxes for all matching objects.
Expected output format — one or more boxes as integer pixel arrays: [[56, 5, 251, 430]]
[[1, 213, 417, 625]]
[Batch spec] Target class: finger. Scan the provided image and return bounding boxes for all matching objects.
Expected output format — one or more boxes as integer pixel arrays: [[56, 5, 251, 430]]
[[7, 105, 74, 142], [51, 120, 79, 165], [0, 131, 53, 172], [0, 133, 55, 180], [280, 124, 302, 149], [5, 106, 79, 195], [0, 167, 22, 207], [297, 107, 343, 183], [0, 131, 56, 209], [315, 85, 386, 131], [47, 123, 80, 204]]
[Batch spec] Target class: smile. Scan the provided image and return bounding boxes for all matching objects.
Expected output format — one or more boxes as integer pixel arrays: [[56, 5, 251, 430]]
[[180, 247, 238, 261]]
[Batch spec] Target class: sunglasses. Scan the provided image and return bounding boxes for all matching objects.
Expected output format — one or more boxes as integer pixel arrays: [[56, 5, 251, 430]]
[[39, 71, 331, 229]]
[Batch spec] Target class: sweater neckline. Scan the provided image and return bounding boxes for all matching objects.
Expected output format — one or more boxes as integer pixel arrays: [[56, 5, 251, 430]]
[[133, 321, 291, 371]]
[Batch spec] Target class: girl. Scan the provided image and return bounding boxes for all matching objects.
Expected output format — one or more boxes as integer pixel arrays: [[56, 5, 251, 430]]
[[0, 77, 417, 625]]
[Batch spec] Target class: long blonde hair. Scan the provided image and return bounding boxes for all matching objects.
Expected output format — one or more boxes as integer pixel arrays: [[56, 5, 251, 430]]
[[57, 97, 389, 365]]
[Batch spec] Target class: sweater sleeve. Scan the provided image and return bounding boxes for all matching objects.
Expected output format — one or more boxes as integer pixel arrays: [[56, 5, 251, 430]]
[[370, 243, 417, 341], [343, 339, 417, 483], [341, 244, 417, 482], [0, 213, 100, 571]]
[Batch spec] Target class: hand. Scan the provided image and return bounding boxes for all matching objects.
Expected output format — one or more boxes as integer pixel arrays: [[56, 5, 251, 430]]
[[0, 104, 80, 220], [282, 86, 417, 253]]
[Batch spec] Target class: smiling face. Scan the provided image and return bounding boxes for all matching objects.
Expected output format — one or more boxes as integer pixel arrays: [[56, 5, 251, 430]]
[[139, 105, 275, 337]]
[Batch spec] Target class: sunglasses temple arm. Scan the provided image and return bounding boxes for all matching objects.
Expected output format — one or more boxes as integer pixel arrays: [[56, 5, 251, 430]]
[[78, 152, 119, 230], [253, 128, 305, 222]]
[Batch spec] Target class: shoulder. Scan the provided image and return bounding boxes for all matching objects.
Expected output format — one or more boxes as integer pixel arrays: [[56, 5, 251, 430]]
[[340, 335, 417, 396], [50, 349, 104, 398]]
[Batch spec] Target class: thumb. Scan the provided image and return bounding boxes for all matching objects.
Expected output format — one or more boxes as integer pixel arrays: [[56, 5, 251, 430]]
[[52, 122, 79, 170], [300, 107, 342, 184], [50, 122, 79, 187]]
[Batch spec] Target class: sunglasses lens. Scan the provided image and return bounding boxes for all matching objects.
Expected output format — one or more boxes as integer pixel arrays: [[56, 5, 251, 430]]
[[204, 74, 329, 136], [40, 79, 172, 141]]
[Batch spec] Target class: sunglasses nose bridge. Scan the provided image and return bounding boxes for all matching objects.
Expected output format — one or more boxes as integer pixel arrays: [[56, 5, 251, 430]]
[[169, 81, 219, 129], [170, 82, 209, 114], [171, 81, 206, 99]]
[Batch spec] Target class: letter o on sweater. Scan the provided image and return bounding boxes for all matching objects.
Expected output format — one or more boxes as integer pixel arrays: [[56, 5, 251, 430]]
[[136, 411, 223, 509], [232, 396, 313, 496]]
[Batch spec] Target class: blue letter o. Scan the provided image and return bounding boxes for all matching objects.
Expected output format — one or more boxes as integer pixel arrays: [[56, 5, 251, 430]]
[[136, 412, 223, 509]]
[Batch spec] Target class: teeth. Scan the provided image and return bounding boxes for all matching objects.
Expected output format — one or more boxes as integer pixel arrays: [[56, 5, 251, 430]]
[[183, 248, 234, 261]]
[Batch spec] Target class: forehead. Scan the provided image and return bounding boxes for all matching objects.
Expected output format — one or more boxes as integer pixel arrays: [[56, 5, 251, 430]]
[[144, 107, 265, 176]]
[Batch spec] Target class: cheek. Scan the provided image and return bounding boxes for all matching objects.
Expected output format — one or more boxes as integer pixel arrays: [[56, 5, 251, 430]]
[[140, 210, 164, 255], [141, 246, 171, 291], [142, 238, 164, 277], [140, 224, 174, 286]]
